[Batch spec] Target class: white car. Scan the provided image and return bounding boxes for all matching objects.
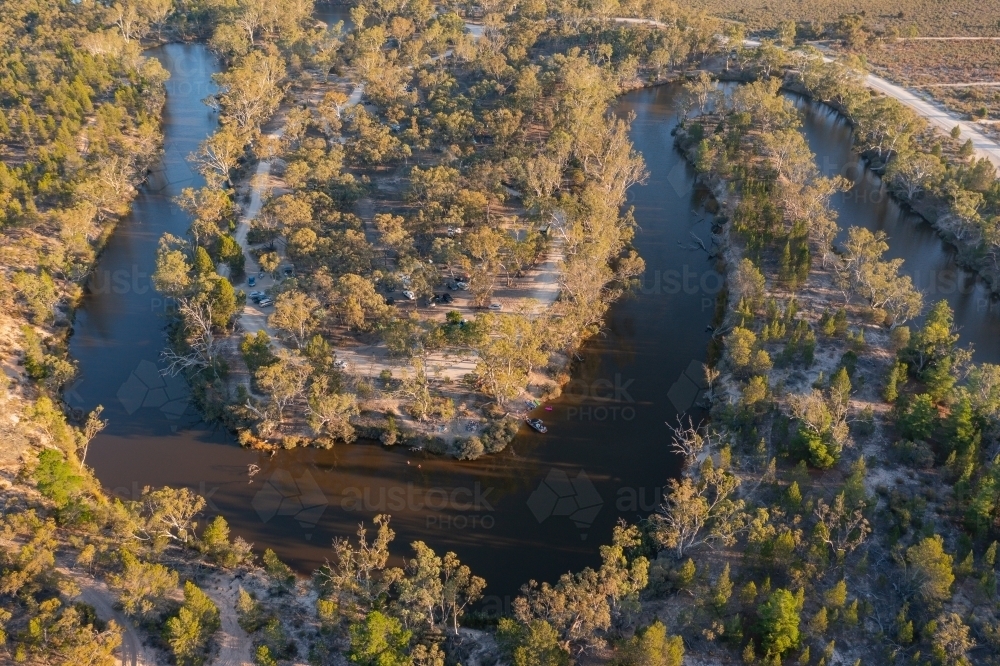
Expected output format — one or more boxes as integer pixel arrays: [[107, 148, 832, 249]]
[[488, 302, 503, 311], [402, 290, 416, 300], [258, 298, 274, 307], [333, 359, 348, 370], [455, 281, 469, 290]]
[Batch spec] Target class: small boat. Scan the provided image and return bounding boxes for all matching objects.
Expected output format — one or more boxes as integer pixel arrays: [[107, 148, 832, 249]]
[[526, 418, 547, 433]]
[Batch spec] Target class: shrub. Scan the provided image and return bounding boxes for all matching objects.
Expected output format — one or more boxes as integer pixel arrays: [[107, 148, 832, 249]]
[[34, 449, 84, 509], [794, 427, 837, 469], [756, 589, 800, 657], [497, 618, 569, 666], [456, 436, 485, 460], [481, 417, 520, 453], [616, 620, 684, 666], [262, 549, 295, 589], [898, 394, 937, 441], [906, 535, 954, 605], [892, 439, 934, 468]]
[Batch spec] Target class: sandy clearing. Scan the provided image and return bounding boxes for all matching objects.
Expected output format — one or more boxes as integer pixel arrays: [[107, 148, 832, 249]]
[[59, 567, 161, 666], [203, 576, 254, 666]]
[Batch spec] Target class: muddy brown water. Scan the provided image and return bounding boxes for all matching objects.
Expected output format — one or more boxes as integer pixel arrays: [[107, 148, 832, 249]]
[[68, 43, 1000, 603], [69, 41, 718, 601]]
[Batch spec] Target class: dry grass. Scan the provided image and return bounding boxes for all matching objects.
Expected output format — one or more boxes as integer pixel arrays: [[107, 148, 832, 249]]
[[862, 40, 1000, 119], [866, 40, 1000, 85], [685, 0, 1000, 37]]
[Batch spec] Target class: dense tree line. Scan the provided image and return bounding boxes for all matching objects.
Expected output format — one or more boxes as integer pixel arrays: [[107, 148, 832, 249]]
[[158, 0, 737, 451], [664, 49, 1000, 661], [0, 3, 174, 660], [729, 40, 1000, 301]]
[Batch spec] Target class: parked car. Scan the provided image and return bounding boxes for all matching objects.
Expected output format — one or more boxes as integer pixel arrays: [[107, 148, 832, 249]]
[[385, 297, 395, 305], [334, 359, 348, 370], [258, 298, 274, 307], [441, 293, 453, 303], [488, 302, 503, 311], [248, 276, 256, 287], [283, 267, 293, 276], [402, 290, 416, 300], [455, 281, 469, 290]]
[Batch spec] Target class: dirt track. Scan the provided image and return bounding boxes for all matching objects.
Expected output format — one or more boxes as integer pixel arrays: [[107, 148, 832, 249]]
[[59, 567, 161, 666]]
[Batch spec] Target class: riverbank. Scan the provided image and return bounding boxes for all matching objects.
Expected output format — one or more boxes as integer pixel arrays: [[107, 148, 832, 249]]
[[204, 25, 702, 456], [778, 76, 1000, 300], [658, 81, 924, 666], [674, 109, 897, 431]]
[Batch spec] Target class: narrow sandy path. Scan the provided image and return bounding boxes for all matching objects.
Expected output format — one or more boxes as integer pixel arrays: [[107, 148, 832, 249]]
[[59, 567, 160, 666], [203, 578, 254, 666], [231, 82, 367, 339]]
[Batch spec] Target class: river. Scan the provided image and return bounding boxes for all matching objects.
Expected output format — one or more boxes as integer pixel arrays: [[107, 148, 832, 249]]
[[74, 21, 990, 605], [794, 97, 1000, 363], [69, 29, 719, 601]]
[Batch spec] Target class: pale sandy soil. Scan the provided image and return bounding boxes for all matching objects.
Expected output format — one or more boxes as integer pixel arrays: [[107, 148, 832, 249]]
[[203, 573, 255, 666], [58, 566, 163, 666]]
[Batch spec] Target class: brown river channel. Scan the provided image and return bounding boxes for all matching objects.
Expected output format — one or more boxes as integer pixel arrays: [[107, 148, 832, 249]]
[[67, 16, 1000, 603]]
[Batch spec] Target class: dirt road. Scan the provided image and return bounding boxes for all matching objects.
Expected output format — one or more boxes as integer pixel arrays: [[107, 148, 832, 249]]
[[59, 567, 160, 666], [863, 72, 1000, 169]]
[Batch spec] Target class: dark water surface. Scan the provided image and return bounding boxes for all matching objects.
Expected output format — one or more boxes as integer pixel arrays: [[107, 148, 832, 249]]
[[67, 33, 1000, 608], [794, 97, 1000, 363], [71, 39, 1000, 602], [314, 2, 353, 30], [71, 45, 711, 600]]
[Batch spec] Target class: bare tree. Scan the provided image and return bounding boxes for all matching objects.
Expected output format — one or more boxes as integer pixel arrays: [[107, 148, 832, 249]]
[[78, 405, 107, 469], [703, 364, 721, 401], [318, 515, 402, 617], [667, 416, 712, 468], [651, 464, 747, 559], [112, 1, 149, 43], [814, 492, 871, 560], [161, 298, 218, 376]]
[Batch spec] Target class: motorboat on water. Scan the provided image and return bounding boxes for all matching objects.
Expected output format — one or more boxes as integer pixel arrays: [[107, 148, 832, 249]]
[[526, 418, 547, 433]]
